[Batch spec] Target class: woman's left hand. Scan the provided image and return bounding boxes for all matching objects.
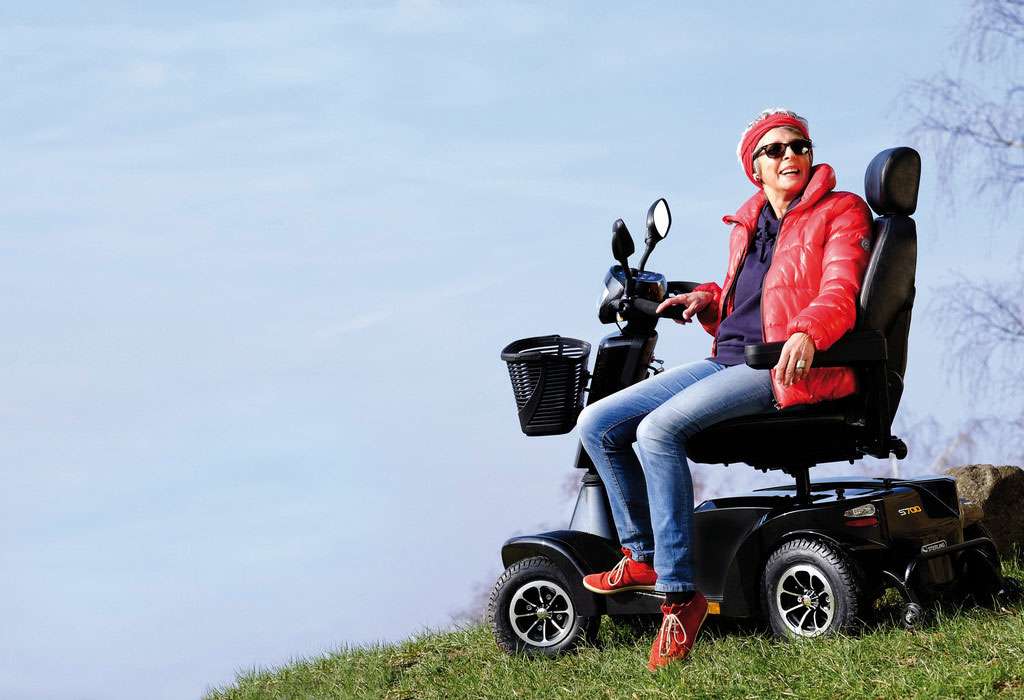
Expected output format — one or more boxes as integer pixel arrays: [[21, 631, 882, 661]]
[[774, 332, 815, 386]]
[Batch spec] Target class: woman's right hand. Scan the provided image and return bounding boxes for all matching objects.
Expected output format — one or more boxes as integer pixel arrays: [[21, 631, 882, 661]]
[[656, 291, 713, 325]]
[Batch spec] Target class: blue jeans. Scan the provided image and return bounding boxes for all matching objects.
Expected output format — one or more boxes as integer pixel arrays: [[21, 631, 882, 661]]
[[576, 359, 775, 592]]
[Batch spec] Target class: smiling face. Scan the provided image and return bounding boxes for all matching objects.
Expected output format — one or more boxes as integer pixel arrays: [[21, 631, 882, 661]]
[[753, 126, 812, 196]]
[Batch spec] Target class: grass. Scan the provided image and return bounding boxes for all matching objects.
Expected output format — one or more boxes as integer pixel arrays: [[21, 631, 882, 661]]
[[206, 558, 1024, 700]]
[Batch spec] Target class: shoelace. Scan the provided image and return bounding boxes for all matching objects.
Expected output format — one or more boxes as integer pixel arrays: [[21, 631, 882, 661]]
[[657, 612, 688, 657], [606, 555, 629, 586]]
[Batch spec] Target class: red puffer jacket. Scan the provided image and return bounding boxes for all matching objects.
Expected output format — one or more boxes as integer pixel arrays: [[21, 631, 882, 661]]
[[693, 163, 874, 409]]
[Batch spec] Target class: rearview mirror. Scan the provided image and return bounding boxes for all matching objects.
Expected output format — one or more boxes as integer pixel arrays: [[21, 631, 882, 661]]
[[611, 219, 635, 268], [646, 198, 671, 241]]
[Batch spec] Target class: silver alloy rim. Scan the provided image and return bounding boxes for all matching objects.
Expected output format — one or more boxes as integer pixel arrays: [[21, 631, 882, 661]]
[[508, 580, 575, 647], [775, 563, 835, 637]]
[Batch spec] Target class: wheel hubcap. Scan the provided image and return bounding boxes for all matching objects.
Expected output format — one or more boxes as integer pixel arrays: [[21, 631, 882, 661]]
[[509, 580, 574, 647], [775, 564, 835, 637]]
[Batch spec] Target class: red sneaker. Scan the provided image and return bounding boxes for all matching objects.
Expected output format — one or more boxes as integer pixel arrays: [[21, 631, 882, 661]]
[[582, 548, 657, 594], [647, 591, 708, 671]]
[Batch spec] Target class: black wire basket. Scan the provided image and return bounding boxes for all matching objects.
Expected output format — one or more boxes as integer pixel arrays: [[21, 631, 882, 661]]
[[501, 335, 591, 436]]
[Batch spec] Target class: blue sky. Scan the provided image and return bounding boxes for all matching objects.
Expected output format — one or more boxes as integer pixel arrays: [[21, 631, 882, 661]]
[[2, 2, 1013, 698]]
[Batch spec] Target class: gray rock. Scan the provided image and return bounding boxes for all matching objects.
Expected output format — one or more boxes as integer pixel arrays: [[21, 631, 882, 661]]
[[945, 464, 1024, 557]]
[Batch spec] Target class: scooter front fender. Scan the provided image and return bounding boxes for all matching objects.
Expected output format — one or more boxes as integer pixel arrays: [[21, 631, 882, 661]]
[[501, 530, 622, 617]]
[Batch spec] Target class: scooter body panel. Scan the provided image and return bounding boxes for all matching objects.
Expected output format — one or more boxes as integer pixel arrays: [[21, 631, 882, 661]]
[[586, 331, 658, 404], [567, 472, 618, 542], [573, 330, 658, 474], [503, 476, 993, 620]]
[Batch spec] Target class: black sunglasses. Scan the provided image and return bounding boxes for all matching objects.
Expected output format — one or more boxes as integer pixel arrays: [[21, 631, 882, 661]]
[[753, 138, 813, 160]]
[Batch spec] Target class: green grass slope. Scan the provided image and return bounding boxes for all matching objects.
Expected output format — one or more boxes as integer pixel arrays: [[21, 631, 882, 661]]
[[207, 559, 1024, 700]]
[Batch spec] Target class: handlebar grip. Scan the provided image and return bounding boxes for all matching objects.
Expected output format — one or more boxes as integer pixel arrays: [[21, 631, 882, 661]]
[[666, 281, 699, 295], [659, 303, 687, 320], [630, 298, 686, 320], [629, 298, 661, 318]]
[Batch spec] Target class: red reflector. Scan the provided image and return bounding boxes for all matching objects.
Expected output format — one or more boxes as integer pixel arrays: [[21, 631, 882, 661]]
[[845, 517, 878, 528]]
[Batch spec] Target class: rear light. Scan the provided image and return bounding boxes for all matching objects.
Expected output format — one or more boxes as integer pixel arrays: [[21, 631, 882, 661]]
[[844, 503, 876, 518], [844, 503, 878, 528], [845, 517, 879, 528]]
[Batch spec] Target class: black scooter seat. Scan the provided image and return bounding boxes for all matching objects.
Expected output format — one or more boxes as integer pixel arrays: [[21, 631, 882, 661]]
[[687, 396, 865, 468]]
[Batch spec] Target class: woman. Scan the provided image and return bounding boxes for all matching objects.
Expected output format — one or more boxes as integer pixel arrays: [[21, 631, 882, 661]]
[[575, 108, 874, 670]]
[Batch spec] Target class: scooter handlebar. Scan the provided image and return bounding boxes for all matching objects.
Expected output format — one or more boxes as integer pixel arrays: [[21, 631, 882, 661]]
[[624, 297, 687, 321], [616, 281, 699, 322], [667, 281, 699, 295]]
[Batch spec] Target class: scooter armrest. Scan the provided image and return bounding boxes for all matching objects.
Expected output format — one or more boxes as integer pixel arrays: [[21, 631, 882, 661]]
[[744, 330, 888, 369]]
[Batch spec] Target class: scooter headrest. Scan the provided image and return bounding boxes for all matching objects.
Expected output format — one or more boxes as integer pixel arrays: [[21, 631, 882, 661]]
[[864, 147, 921, 217]]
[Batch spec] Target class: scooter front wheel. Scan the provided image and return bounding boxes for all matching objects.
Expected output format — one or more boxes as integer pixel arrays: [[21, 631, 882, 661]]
[[488, 556, 600, 656]]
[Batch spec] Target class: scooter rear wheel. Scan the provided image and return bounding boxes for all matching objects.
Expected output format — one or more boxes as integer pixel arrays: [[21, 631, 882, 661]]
[[488, 556, 600, 656], [761, 538, 862, 639]]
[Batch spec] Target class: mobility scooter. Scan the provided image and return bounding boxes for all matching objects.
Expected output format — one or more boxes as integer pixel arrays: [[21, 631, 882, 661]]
[[489, 147, 1020, 655]]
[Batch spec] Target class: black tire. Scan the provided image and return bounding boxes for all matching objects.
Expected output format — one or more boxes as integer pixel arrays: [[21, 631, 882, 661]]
[[488, 556, 600, 656], [963, 522, 994, 540], [998, 576, 1023, 606], [762, 538, 862, 639], [901, 602, 925, 629], [960, 523, 1004, 608]]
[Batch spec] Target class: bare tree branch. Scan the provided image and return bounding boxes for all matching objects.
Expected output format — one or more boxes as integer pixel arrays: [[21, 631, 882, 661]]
[[932, 266, 1024, 404], [903, 1, 1024, 206], [902, 2, 1024, 466], [905, 76, 1024, 203], [964, 0, 1024, 62]]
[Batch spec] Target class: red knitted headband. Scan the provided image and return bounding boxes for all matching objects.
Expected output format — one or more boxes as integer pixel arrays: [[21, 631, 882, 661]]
[[737, 111, 811, 188]]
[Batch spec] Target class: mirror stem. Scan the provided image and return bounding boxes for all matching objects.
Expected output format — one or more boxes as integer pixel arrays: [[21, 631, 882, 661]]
[[637, 246, 653, 273]]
